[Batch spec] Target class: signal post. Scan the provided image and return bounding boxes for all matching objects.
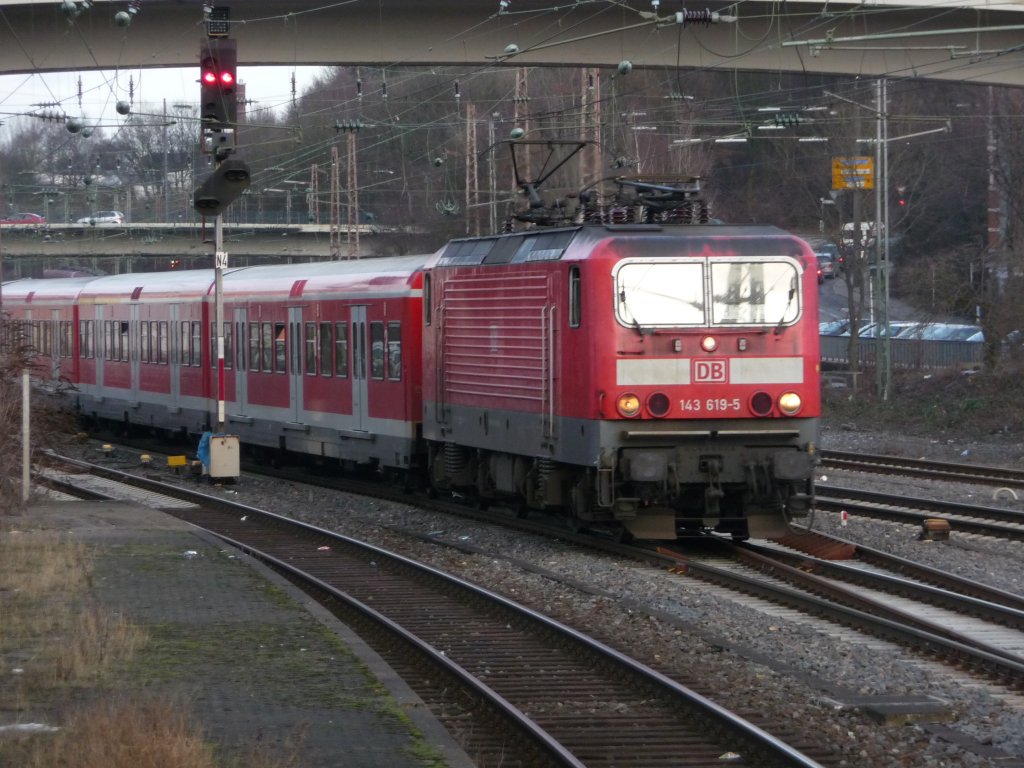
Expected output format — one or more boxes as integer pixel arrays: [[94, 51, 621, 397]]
[[193, 7, 248, 477]]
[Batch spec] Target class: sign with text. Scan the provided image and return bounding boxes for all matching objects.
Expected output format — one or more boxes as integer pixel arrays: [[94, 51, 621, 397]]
[[832, 156, 874, 190]]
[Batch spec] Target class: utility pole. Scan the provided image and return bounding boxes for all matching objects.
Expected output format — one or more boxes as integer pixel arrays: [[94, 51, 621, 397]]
[[514, 68, 530, 184], [581, 68, 601, 188], [465, 102, 479, 236], [330, 145, 341, 258], [875, 78, 891, 401]]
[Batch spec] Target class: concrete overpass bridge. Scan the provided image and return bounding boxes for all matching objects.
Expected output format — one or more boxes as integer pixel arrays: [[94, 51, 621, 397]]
[[0, 0, 1023, 87], [0, 220, 406, 279]]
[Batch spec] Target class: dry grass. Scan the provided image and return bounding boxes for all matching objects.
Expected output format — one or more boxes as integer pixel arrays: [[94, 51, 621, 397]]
[[4, 697, 219, 768], [0, 533, 144, 692], [0, 530, 212, 766], [0, 528, 305, 767]]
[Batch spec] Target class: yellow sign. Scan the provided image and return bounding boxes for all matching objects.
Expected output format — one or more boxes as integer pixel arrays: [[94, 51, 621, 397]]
[[831, 156, 874, 190]]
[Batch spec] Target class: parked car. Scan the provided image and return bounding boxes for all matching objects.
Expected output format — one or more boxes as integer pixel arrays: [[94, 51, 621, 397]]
[[857, 321, 921, 338], [77, 210, 125, 225], [819, 319, 851, 336], [925, 323, 983, 342], [0, 212, 46, 225], [895, 322, 983, 342]]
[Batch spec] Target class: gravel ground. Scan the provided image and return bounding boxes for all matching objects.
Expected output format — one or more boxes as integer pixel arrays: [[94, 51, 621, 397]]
[[67, 425, 1024, 768]]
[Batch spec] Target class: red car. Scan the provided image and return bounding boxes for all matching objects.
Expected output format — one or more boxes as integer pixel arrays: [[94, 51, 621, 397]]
[[0, 212, 46, 225]]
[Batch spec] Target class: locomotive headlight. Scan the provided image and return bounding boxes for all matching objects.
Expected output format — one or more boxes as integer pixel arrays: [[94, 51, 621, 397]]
[[778, 391, 802, 416], [616, 393, 642, 418], [700, 335, 718, 353]]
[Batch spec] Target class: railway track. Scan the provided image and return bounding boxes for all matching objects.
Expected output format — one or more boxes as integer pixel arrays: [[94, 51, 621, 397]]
[[41, 456, 828, 768], [815, 484, 1024, 540], [652, 536, 1024, 693], [820, 449, 1024, 489]]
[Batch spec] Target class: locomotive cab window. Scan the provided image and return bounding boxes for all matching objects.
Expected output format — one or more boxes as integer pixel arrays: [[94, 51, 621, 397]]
[[710, 260, 800, 326], [613, 257, 801, 329]]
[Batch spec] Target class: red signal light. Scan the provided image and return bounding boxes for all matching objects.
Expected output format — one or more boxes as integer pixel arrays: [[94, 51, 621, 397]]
[[220, 71, 234, 86], [202, 70, 217, 85]]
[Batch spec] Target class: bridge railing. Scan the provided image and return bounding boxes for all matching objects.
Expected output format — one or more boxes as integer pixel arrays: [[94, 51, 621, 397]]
[[819, 335, 983, 370]]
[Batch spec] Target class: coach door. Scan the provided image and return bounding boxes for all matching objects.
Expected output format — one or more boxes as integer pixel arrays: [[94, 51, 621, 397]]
[[129, 304, 140, 403], [50, 310, 62, 381], [93, 305, 104, 391], [233, 308, 248, 417], [168, 304, 181, 412], [288, 306, 304, 424], [351, 306, 369, 432]]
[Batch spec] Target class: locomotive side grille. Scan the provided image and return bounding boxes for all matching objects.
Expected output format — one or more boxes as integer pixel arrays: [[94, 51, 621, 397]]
[[440, 273, 552, 406]]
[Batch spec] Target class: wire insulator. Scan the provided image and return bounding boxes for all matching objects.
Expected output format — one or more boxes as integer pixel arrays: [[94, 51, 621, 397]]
[[676, 9, 715, 26]]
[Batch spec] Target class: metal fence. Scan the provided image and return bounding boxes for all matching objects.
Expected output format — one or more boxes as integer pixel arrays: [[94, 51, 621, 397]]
[[819, 335, 983, 370]]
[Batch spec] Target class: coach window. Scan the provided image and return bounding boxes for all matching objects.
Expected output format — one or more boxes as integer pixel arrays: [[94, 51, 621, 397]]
[[568, 266, 581, 328], [119, 321, 130, 362], [370, 322, 385, 380], [256, 323, 270, 372], [79, 320, 91, 359], [304, 322, 317, 375], [59, 321, 72, 358], [387, 322, 402, 380], [179, 323, 189, 365], [148, 322, 157, 364], [423, 274, 432, 325], [157, 322, 168, 364], [334, 322, 348, 377], [141, 321, 151, 363], [149, 321, 158, 364], [224, 323, 232, 369], [104, 321, 113, 360], [318, 322, 333, 376], [235, 323, 245, 371], [189, 321, 200, 366], [274, 323, 287, 373], [248, 323, 260, 371]]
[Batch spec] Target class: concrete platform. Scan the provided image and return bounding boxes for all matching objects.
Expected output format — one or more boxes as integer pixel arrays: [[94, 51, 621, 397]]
[[7, 498, 474, 768]]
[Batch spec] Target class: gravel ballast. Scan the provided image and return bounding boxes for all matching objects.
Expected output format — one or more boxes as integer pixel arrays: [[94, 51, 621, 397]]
[[69, 424, 1024, 767]]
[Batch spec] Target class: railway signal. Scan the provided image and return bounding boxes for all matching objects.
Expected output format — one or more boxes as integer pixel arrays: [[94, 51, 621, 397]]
[[193, 157, 250, 217], [199, 38, 237, 129]]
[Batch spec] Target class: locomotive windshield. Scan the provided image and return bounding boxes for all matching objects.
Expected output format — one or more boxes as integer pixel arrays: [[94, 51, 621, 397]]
[[615, 257, 801, 329]]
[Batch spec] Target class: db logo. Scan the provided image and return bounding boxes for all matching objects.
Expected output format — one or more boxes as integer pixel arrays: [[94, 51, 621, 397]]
[[693, 359, 727, 383]]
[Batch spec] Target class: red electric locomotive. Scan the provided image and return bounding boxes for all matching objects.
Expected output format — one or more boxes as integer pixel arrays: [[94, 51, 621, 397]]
[[421, 147, 819, 539]]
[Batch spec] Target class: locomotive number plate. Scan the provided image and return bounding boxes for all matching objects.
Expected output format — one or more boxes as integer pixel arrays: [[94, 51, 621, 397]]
[[681, 398, 742, 413]]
